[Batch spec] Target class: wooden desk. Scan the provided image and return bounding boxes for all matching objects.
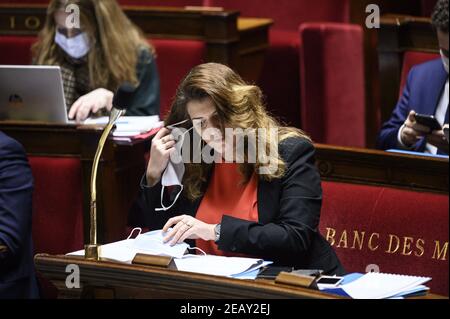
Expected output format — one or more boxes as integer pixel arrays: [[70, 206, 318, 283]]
[[34, 254, 446, 299], [378, 14, 439, 124], [315, 144, 448, 194], [0, 4, 272, 82], [34, 254, 340, 299], [0, 122, 148, 245]]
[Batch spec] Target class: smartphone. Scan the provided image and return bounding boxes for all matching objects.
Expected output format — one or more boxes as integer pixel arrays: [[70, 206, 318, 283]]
[[414, 114, 442, 131], [315, 275, 344, 289]]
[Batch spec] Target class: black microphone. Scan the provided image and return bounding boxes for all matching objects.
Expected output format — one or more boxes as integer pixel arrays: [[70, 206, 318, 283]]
[[112, 82, 136, 111]]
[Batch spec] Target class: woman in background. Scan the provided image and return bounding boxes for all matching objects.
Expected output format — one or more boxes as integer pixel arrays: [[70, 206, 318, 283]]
[[33, 0, 160, 122]]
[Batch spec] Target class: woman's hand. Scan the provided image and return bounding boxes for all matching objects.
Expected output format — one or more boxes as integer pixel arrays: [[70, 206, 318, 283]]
[[68, 88, 114, 122], [145, 127, 176, 186], [162, 215, 216, 246]]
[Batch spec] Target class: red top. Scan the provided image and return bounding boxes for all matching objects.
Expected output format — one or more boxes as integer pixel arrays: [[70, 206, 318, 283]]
[[195, 162, 258, 257]]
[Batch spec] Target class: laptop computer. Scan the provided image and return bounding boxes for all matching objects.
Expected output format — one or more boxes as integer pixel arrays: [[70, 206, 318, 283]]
[[0, 65, 70, 124]]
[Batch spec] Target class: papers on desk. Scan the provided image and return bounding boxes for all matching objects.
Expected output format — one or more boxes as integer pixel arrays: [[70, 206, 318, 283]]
[[174, 255, 272, 278], [84, 115, 163, 139], [386, 149, 449, 159], [321, 272, 431, 299], [67, 229, 271, 280]]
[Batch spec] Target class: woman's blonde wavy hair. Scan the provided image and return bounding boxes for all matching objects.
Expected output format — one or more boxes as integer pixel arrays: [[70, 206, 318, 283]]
[[32, 0, 153, 91], [165, 63, 311, 201]]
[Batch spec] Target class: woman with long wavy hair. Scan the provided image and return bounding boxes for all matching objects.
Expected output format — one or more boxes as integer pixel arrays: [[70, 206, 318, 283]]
[[32, 0, 160, 122], [129, 63, 344, 274]]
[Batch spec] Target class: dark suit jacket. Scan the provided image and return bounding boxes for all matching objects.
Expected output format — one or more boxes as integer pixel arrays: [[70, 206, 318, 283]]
[[377, 59, 449, 152], [129, 137, 345, 275], [0, 131, 39, 298]]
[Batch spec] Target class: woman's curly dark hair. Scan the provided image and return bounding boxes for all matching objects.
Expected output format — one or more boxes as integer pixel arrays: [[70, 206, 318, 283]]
[[432, 0, 449, 32]]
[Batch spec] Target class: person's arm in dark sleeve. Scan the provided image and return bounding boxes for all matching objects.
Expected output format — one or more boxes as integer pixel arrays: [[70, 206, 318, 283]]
[[217, 139, 322, 262], [377, 67, 423, 150], [0, 137, 33, 262], [128, 173, 182, 230], [125, 48, 161, 116]]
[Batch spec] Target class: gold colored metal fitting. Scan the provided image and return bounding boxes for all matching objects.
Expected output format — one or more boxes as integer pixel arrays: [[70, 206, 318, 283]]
[[84, 244, 101, 260]]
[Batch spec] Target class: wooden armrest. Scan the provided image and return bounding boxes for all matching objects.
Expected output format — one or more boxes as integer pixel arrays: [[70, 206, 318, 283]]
[[0, 245, 8, 253]]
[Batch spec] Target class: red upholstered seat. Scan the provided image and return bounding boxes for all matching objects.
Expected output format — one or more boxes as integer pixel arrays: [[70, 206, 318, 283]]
[[204, 1, 351, 128], [399, 51, 440, 97], [320, 181, 449, 296], [205, 0, 349, 31], [299, 23, 366, 147], [29, 157, 84, 255], [151, 39, 205, 119], [0, 36, 35, 65]]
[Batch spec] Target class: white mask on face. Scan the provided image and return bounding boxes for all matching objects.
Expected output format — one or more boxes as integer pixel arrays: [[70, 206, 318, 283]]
[[441, 50, 449, 74], [54, 30, 90, 59], [155, 122, 193, 212]]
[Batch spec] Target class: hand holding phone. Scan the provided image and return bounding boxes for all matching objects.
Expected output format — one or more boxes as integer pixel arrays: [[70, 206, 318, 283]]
[[414, 114, 442, 132]]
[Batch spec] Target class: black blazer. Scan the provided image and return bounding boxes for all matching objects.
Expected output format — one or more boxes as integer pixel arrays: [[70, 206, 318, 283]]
[[129, 137, 344, 275], [0, 131, 39, 298]]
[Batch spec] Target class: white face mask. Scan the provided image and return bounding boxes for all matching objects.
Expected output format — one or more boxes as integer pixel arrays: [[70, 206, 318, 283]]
[[129, 228, 206, 259], [155, 123, 193, 212], [441, 50, 449, 74], [54, 30, 90, 59]]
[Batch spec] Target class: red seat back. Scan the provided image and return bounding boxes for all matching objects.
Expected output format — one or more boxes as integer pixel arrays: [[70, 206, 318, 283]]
[[320, 181, 449, 296], [399, 51, 440, 97], [118, 0, 202, 5], [151, 39, 205, 119], [299, 23, 366, 147], [421, 0, 438, 16], [29, 157, 84, 255], [0, 36, 35, 65], [205, 0, 350, 31]]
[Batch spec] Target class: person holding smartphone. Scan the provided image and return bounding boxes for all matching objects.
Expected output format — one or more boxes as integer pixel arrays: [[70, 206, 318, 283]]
[[377, 0, 449, 155]]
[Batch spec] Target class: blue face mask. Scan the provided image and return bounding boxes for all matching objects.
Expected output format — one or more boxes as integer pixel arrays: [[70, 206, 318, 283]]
[[54, 30, 90, 59]]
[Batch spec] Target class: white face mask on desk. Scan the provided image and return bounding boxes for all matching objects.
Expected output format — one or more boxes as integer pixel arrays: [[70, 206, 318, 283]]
[[55, 30, 90, 59], [441, 50, 449, 74], [129, 228, 206, 259]]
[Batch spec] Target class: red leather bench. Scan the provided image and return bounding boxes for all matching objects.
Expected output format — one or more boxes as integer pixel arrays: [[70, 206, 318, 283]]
[[320, 181, 449, 296]]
